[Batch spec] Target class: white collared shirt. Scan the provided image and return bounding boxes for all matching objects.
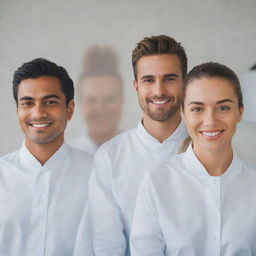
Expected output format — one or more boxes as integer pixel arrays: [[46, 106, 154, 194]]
[[0, 143, 92, 256], [75, 121, 187, 256], [130, 144, 256, 256]]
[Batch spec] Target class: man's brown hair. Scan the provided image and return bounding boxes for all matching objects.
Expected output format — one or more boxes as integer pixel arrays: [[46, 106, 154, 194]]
[[132, 35, 187, 80]]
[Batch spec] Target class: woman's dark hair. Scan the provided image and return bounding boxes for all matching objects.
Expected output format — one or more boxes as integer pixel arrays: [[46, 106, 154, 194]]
[[182, 62, 243, 109]]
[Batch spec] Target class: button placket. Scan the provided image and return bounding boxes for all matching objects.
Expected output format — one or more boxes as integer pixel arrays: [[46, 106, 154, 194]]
[[205, 177, 221, 256], [27, 168, 50, 256]]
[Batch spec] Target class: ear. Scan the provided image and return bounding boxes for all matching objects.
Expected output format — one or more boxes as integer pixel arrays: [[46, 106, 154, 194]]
[[238, 105, 244, 122], [133, 79, 138, 92], [67, 100, 75, 120]]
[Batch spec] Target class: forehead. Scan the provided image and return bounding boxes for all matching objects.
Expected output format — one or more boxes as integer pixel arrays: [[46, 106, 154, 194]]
[[80, 76, 121, 97], [185, 77, 237, 102], [18, 76, 63, 99], [136, 54, 182, 77]]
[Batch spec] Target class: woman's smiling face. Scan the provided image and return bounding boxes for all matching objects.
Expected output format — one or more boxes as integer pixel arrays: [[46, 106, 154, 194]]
[[182, 76, 243, 153]]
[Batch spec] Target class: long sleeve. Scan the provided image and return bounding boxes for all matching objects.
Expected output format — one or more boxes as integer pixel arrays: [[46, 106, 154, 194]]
[[130, 171, 165, 256], [88, 152, 127, 256], [73, 203, 94, 256]]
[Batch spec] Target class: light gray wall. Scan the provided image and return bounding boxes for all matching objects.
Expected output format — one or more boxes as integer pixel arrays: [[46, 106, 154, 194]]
[[1, 0, 256, 156]]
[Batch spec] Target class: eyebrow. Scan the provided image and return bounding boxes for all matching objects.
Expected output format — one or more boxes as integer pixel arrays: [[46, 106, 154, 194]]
[[164, 73, 178, 78], [188, 101, 204, 106], [216, 99, 234, 104], [140, 73, 178, 80], [19, 94, 61, 102], [188, 99, 234, 105]]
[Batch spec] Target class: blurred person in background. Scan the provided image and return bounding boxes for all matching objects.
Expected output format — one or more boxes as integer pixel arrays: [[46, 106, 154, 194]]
[[0, 58, 92, 256], [69, 44, 123, 154], [233, 63, 256, 164]]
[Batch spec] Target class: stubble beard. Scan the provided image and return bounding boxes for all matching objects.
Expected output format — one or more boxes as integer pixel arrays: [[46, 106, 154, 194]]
[[28, 130, 64, 144], [24, 120, 66, 145], [139, 96, 181, 122]]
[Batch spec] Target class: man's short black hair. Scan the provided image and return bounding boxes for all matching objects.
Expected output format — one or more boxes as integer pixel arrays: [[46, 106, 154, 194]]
[[13, 58, 74, 105]]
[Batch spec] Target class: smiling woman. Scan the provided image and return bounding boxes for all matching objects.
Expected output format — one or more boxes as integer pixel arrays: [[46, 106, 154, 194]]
[[130, 62, 256, 256], [181, 62, 244, 176]]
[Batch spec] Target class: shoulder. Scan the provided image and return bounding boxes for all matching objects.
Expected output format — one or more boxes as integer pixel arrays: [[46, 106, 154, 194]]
[[67, 144, 93, 165], [147, 153, 185, 184], [1, 149, 20, 163], [241, 160, 256, 174], [95, 128, 137, 156], [0, 150, 21, 174], [65, 145, 93, 181]]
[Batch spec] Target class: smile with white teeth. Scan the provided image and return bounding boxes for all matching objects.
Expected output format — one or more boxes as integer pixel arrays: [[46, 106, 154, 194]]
[[151, 99, 170, 105], [30, 123, 51, 128], [201, 131, 223, 137]]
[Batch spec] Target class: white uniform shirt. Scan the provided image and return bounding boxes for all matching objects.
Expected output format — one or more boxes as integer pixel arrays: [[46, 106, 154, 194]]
[[0, 143, 92, 256], [130, 144, 256, 256], [80, 121, 187, 256], [69, 132, 98, 155]]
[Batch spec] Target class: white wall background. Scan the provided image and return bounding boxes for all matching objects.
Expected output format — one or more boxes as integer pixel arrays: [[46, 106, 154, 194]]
[[1, 0, 256, 156]]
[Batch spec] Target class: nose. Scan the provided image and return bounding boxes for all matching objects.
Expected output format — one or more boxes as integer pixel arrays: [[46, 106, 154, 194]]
[[93, 99, 105, 113], [154, 80, 167, 97], [204, 109, 217, 127], [31, 103, 47, 119]]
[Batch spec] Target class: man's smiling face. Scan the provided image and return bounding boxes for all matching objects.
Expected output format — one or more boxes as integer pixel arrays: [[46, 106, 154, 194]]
[[17, 76, 74, 147], [134, 54, 183, 122]]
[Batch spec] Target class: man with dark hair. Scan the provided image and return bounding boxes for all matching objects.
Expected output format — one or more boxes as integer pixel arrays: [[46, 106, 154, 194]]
[[75, 35, 188, 255], [0, 58, 92, 256]]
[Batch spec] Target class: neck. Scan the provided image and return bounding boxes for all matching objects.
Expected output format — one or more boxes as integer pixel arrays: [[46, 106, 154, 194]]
[[88, 129, 119, 145], [142, 111, 181, 143], [25, 137, 64, 166], [193, 143, 233, 176]]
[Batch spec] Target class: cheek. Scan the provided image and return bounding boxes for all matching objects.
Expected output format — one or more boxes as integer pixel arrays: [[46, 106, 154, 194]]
[[226, 116, 240, 130], [183, 112, 200, 133], [182, 108, 192, 124], [167, 84, 182, 95], [138, 86, 149, 96], [186, 120, 198, 134], [17, 109, 26, 122], [81, 103, 94, 113], [108, 102, 122, 112]]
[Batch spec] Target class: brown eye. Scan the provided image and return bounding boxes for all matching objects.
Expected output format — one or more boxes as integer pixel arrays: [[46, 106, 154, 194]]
[[165, 77, 175, 82], [44, 100, 57, 105], [143, 78, 154, 84], [21, 101, 33, 106], [191, 107, 202, 112]]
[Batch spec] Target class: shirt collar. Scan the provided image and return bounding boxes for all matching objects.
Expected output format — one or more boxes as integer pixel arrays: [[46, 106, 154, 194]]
[[183, 143, 243, 181], [136, 119, 187, 144], [19, 142, 70, 172]]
